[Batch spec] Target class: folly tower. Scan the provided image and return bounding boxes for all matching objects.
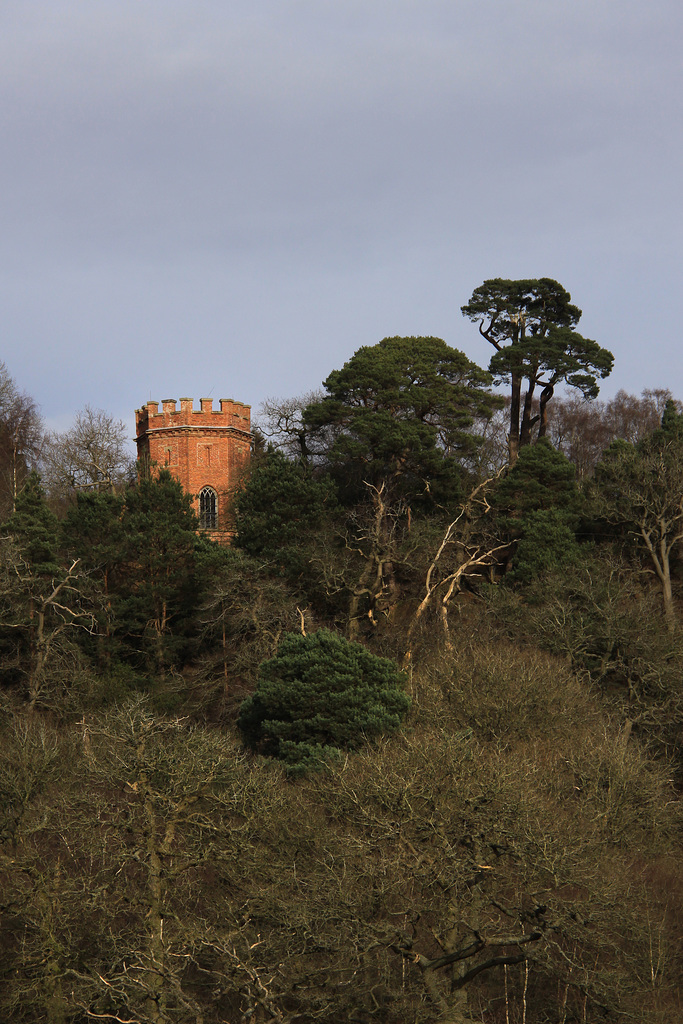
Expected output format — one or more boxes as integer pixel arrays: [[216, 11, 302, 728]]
[[135, 397, 251, 537]]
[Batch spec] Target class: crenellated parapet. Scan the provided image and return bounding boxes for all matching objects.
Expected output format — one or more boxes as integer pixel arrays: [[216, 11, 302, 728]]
[[135, 397, 251, 438]]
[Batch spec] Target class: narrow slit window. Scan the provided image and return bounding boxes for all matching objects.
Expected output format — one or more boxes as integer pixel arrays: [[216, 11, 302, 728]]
[[199, 486, 218, 529]]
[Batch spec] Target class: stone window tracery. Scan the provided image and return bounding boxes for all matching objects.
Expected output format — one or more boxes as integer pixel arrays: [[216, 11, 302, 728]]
[[199, 486, 218, 530]]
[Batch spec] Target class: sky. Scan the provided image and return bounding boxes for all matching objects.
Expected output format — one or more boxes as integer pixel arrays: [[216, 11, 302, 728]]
[[1, 0, 681, 447]]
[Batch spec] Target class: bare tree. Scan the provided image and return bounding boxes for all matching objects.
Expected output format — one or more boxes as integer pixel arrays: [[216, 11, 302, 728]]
[[0, 536, 97, 709], [593, 433, 683, 626], [255, 390, 328, 465], [0, 363, 43, 517], [466, 399, 513, 478], [42, 405, 133, 499], [547, 389, 680, 480], [403, 472, 507, 665]]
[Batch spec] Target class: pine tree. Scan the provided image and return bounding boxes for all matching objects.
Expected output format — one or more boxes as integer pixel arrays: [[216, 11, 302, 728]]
[[234, 449, 337, 586], [117, 470, 199, 674], [238, 629, 410, 772]]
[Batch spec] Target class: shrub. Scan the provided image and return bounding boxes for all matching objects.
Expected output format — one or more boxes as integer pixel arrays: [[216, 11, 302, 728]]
[[238, 629, 410, 772]]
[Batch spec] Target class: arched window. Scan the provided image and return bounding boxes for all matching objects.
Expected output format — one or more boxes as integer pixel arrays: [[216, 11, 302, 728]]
[[199, 486, 218, 529]]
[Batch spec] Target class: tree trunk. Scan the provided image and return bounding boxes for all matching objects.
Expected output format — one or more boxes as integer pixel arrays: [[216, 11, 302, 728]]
[[508, 375, 521, 466], [641, 529, 676, 629], [660, 551, 675, 629], [537, 383, 555, 439], [519, 383, 537, 448]]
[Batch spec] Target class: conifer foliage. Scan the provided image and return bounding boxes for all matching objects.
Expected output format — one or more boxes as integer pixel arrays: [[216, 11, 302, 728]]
[[238, 629, 410, 771]]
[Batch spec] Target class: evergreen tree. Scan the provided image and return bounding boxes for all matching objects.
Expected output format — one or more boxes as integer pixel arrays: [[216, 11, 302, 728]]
[[494, 438, 581, 520], [1, 472, 95, 705], [238, 629, 410, 772], [303, 336, 498, 505], [506, 508, 582, 586], [61, 490, 127, 671], [3, 470, 60, 576], [117, 470, 199, 674], [234, 449, 337, 587], [462, 279, 613, 463], [493, 440, 583, 586]]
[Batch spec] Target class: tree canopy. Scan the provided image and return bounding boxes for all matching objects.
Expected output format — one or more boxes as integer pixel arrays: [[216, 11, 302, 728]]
[[41, 405, 132, 501], [462, 278, 613, 464], [234, 449, 337, 585], [592, 401, 683, 624], [238, 628, 410, 772], [0, 362, 43, 517], [303, 335, 499, 503]]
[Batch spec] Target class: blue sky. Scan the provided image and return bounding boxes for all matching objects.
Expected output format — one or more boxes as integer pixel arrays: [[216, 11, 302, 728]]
[[1, 0, 681, 443]]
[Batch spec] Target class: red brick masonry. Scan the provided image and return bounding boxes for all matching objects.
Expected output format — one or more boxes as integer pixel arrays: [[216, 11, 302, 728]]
[[135, 397, 251, 537]]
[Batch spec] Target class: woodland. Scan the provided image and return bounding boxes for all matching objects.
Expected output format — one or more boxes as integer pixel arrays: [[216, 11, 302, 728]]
[[0, 279, 682, 1024]]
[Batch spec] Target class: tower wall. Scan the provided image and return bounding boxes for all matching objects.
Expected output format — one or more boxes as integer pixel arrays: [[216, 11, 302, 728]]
[[135, 397, 251, 537]]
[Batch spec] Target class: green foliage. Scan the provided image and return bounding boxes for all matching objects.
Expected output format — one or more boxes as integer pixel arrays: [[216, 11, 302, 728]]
[[116, 470, 199, 673], [61, 490, 125, 573], [494, 438, 580, 519], [238, 629, 410, 771], [2, 471, 60, 575], [461, 278, 613, 399], [234, 449, 337, 584], [303, 335, 498, 503], [462, 278, 613, 454], [0, 476, 98, 705], [61, 491, 127, 669], [462, 277, 583, 339], [660, 397, 683, 439], [492, 440, 583, 585], [507, 508, 583, 585]]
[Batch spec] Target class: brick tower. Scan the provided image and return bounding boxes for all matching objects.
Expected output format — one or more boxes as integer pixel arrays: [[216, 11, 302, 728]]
[[135, 397, 251, 538]]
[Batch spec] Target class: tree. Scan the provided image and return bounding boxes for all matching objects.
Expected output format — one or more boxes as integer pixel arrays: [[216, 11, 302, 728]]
[[1, 473, 96, 706], [592, 403, 683, 625], [0, 700, 295, 1024], [117, 470, 199, 674], [0, 363, 43, 518], [462, 279, 613, 464], [494, 437, 581, 521], [41, 405, 132, 501], [403, 472, 508, 664], [485, 439, 583, 586], [255, 389, 327, 465], [298, 338, 500, 635], [303, 336, 499, 504], [238, 629, 410, 771], [3, 471, 60, 577], [233, 448, 337, 587], [196, 547, 302, 701], [547, 389, 678, 480], [61, 490, 128, 672]]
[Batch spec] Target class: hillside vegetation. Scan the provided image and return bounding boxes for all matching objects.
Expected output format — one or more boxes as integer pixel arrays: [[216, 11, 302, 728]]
[[1, 291, 682, 1022]]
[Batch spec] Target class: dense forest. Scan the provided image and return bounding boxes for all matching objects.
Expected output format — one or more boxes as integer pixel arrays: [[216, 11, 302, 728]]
[[1, 279, 682, 1023]]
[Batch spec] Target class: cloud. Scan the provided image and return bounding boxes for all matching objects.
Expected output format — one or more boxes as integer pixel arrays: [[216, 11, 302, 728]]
[[1, 1, 681, 421]]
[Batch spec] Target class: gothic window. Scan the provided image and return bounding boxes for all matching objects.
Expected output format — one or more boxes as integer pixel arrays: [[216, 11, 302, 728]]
[[199, 486, 218, 530]]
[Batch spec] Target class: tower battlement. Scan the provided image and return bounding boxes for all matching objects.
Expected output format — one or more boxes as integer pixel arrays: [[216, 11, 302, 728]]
[[135, 396, 252, 540], [135, 397, 251, 436]]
